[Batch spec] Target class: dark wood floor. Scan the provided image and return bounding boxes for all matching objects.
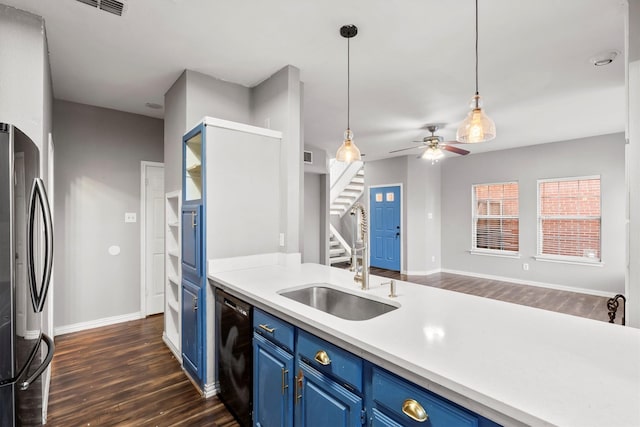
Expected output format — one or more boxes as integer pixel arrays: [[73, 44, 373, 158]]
[[367, 267, 612, 322], [46, 270, 615, 426], [46, 315, 239, 427]]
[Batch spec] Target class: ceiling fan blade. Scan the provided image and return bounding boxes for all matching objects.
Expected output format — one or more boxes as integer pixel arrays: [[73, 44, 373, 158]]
[[442, 145, 470, 155], [389, 144, 424, 153], [441, 140, 462, 145]]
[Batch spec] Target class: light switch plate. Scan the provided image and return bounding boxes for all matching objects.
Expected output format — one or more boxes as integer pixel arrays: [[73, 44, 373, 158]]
[[279, 233, 285, 246], [125, 212, 137, 223]]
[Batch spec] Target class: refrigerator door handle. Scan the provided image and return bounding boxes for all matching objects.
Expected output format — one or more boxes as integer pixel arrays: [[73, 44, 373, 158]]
[[27, 178, 54, 313], [19, 333, 55, 391]]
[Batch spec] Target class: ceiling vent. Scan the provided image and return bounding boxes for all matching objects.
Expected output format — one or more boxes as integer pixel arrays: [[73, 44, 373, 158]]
[[76, 0, 126, 17]]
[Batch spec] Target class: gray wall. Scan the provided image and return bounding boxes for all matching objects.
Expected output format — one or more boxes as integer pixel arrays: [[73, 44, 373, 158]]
[[251, 66, 303, 254], [358, 157, 409, 272], [53, 100, 163, 329], [164, 70, 252, 194], [304, 173, 321, 263], [441, 133, 626, 294], [406, 156, 442, 274]]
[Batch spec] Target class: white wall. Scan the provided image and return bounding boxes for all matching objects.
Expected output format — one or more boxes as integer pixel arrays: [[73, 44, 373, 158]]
[[53, 100, 163, 330], [0, 5, 50, 155], [626, 1, 640, 326], [441, 133, 626, 295]]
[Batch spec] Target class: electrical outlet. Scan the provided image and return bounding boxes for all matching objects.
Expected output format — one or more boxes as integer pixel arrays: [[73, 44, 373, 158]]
[[427, 213, 433, 219], [431, 255, 436, 262], [279, 233, 285, 246], [125, 212, 136, 223], [523, 263, 529, 271]]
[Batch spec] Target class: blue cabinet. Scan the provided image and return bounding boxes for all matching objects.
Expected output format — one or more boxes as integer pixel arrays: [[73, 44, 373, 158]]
[[253, 333, 294, 427], [181, 279, 201, 379], [180, 123, 207, 386], [248, 308, 502, 427], [295, 360, 364, 427], [181, 204, 202, 282]]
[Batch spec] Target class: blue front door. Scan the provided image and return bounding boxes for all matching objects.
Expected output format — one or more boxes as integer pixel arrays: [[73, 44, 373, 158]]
[[369, 186, 400, 271]]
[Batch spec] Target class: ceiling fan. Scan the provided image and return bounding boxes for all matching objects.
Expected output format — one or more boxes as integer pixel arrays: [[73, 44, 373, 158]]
[[389, 125, 470, 161]]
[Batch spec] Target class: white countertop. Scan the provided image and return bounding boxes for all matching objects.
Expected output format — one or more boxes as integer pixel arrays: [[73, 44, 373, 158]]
[[208, 260, 640, 427]]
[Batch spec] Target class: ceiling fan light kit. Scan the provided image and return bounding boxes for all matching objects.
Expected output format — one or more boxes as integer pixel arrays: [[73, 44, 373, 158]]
[[456, 0, 496, 144], [335, 24, 362, 163]]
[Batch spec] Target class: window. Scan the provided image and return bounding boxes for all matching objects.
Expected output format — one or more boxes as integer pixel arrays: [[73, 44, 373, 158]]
[[537, 177, 601, 262], [472, 182, 519, 254]]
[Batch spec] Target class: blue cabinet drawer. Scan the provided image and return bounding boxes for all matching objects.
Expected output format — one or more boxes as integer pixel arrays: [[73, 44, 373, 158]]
[[253, 308, 295, 352], [296, 329, 363, 392], [371, 367, 479, 427]]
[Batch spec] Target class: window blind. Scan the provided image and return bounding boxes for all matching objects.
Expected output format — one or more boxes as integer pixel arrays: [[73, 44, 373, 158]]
[[472, 182, 519, 253], [538, 177, 601, 261]]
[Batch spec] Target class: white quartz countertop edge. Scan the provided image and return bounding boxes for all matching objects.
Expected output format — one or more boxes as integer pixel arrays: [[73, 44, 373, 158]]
[[208, 261, 640, 427]]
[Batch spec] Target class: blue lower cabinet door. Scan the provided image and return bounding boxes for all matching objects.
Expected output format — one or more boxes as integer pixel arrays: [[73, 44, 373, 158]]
[[253, 333, 294, 427], [370, 408, 404, 427], [181, 280, 200, 379], [295, 361, 363, 427]]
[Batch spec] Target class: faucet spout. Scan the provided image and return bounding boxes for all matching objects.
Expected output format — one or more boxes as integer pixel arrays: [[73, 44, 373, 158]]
[[350, 203, 369, 290]]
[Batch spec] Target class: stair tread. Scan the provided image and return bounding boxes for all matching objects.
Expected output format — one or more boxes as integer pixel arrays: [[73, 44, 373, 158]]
[[330, 256, 351, 264]]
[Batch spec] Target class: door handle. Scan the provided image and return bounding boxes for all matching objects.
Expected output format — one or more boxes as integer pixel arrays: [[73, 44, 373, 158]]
[[27, 178, 53, 313], [19, 333, 55, 391]]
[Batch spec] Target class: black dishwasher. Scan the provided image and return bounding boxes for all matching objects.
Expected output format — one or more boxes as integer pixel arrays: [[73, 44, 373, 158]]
[[215, 288, 253, 427]]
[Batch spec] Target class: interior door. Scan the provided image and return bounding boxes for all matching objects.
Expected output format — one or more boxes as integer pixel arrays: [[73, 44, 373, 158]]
[[369, 186, 401, 271], [144, 163, 165, 315]]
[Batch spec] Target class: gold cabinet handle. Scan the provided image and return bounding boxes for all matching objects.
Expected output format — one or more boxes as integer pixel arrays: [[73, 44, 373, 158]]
[[281, 368, 289, 395], [258, 324, 275, 333], [314, 350, 331, 366], [295, 370, 303, 404], [402, 399, 428, 422]]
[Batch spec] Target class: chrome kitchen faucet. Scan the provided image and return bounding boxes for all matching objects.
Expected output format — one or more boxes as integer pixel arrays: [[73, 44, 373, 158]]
[[350, 202, 369, 290]]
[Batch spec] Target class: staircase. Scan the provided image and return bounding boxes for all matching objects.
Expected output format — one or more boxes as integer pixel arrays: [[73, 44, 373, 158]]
[[329, 224, 351, 265], [330, 167, 365, 216]]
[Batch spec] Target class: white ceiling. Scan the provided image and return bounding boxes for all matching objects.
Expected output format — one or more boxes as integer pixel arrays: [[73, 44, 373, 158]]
[[4, 0, 628, 160]]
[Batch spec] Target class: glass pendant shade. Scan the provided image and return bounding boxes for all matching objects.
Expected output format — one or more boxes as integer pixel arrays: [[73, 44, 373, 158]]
[[421, 147, 444, 160], [336, 129, 361, 162], [456, 94, 496, 143]]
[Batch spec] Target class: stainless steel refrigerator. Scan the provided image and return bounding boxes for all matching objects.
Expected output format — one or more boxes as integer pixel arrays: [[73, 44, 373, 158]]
[[0, 123, 54, 426]]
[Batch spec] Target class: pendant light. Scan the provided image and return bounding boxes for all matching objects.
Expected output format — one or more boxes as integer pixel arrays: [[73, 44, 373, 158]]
[[336, 25, 362, 163], [456, 0, 496, 143]]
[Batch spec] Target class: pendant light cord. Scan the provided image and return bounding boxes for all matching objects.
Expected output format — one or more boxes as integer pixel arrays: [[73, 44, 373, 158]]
[[475, 0, 479, 96], [347, 36, 351, 130]]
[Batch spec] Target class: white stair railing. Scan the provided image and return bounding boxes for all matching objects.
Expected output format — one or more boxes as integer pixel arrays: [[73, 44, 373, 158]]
[[330, 160, 363, 205], [329, 224, 351, 257]]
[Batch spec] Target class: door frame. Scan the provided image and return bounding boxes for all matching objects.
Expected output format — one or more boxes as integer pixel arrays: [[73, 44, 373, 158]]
[[367, 183, 403, 272], [140, 161, 165, 316]]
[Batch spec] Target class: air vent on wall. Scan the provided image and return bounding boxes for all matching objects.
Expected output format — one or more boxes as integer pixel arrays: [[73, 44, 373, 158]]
[[303, 151, 313, 164], [76, 0, 126, 17]]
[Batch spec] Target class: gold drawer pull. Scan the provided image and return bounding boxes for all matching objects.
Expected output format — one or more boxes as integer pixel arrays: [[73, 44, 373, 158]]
[[402, 399, 428, 422], [314, 350, 331, 366], [281, 368, 289, 395], [295, 369, 303, 404], [258, 324, 275, 333]]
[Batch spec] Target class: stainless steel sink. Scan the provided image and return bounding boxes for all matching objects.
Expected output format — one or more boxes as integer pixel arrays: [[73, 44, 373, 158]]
[[279, 284, 398, 321]]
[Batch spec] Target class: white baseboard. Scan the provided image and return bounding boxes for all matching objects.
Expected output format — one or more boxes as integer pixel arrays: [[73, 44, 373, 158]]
[[54, 312, 144, 336], [203, 381, 218, 398], [402, 269, 441, 276], [162, 333, 182, 363], [441, 268, 617, 298]]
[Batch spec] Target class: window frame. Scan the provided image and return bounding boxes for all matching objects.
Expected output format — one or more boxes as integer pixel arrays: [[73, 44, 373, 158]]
[[535, 175, 602, 266], [470, 181, 520, 258]]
